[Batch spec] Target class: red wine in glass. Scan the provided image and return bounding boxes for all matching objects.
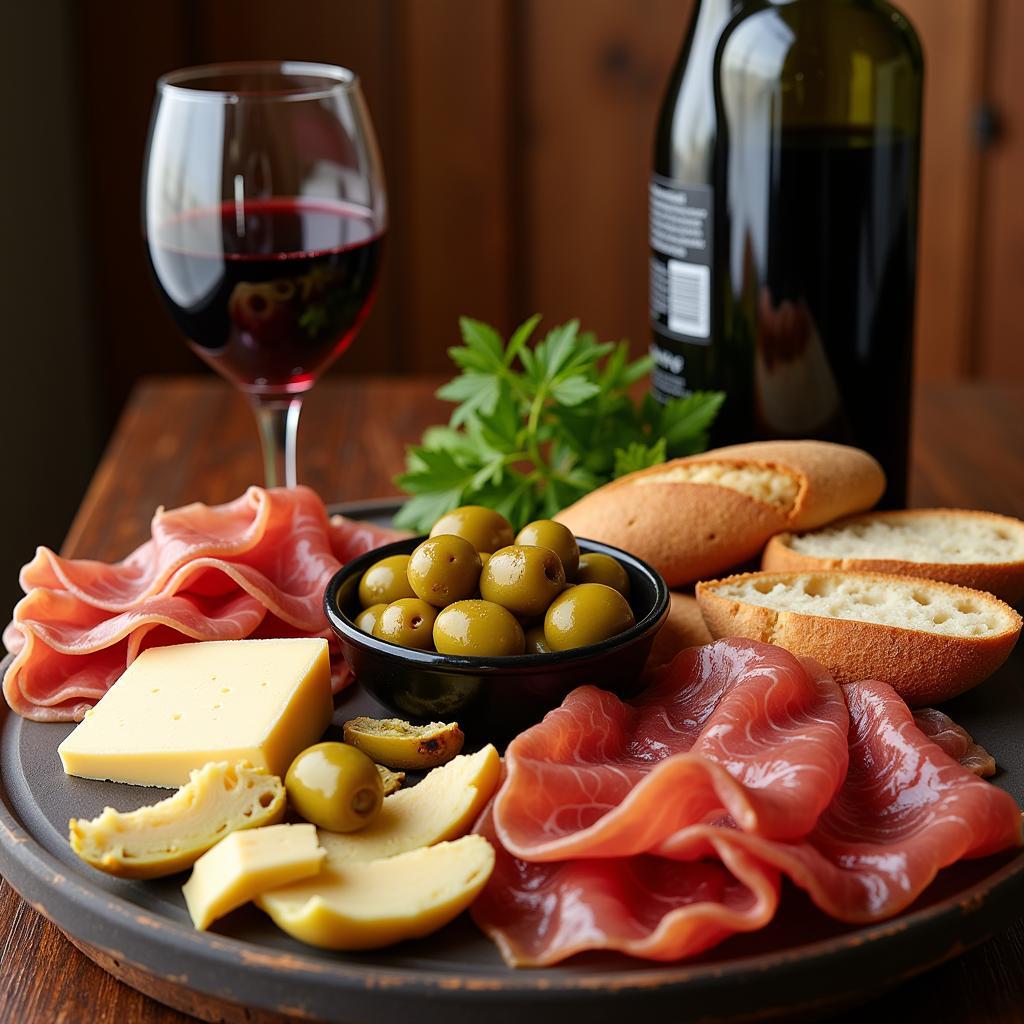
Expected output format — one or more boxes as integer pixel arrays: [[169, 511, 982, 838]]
[[143, 61, 388, 488], [149, 197, 383, 394]]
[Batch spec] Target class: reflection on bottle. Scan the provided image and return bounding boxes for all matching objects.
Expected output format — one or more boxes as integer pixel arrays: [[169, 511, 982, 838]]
[[753, 287, 844, 437]]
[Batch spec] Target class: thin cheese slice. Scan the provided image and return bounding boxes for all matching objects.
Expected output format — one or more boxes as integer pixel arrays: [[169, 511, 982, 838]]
[[184, 823, 324, 930], [58, 638, 333, 787]]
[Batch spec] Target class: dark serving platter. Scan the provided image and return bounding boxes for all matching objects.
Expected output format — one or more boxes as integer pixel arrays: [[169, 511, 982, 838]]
[[1, 498, 1022, 1024]]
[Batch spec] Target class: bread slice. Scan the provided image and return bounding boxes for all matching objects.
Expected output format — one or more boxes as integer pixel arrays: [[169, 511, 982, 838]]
[[555, 441, 884, 587], [682, 440, 885, 531], [695, 570, 1022, 706], [763, 509, 1024, 604]]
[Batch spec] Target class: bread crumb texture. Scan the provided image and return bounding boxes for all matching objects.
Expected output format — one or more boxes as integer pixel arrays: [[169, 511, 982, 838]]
[[711, 573, 1017, 638], [635, 462, 799, 510], [790, 512, 1024, 565]]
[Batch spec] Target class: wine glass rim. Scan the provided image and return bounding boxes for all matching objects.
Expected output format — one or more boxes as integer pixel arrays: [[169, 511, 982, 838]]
[[157, 61, 358, 103]]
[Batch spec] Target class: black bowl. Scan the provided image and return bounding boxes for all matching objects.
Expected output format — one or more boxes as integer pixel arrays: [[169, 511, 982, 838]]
[[324, 536, 670, 740]]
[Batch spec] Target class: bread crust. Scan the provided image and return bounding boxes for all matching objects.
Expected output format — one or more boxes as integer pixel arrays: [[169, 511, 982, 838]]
[[685, 440, 885, 530], [555, 440, 884, 587], [695, 570, 1022, 706], [555, 483, 789, 587], [763, 509, 1024, 605]]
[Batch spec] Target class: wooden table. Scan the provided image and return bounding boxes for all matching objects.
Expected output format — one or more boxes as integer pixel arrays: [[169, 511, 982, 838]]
[[2, 375, 1023, 1023]]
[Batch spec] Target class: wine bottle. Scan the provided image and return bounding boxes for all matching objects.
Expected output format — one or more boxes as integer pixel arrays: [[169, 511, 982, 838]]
[[649, 0, 737, 407], [651, 0, 923, 507], [718, 0, 922, 506]]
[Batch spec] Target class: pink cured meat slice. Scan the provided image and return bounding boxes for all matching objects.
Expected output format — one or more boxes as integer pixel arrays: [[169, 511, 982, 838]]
[[19, 487, 277, 609], [328, 515, 407, 563], [493, 640, 850, 861], [19, 487, 339, 630], [913, 706, 997, 778], [3, 589, 268, 720], [473, 802, 780, 967], [672, 681, 1022, 922], [3, 489, 404, 721], [475, 645, 1023, 967]]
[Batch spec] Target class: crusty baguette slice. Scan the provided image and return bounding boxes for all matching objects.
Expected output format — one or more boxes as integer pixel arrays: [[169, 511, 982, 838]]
[[695, 570, 1022, 706], [681, 440, 885, 531], [763, 508, 1024, 604], [555, 440, 884, 587]]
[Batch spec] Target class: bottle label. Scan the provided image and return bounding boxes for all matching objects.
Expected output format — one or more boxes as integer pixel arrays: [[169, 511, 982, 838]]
[[650, 177, 713, 340], [649, 177, 713, 399]]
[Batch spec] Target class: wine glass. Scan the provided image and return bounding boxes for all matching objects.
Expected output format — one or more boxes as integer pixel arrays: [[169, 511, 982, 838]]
[[143, 61, 387, 487]]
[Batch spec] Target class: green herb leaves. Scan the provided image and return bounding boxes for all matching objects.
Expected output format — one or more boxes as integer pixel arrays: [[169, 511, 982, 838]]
[[394, 316, 724, 531]]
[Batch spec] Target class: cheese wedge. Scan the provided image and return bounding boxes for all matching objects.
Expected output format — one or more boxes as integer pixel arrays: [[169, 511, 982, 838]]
[[69, 760, 285, 879], [256, 835, 494, 950], [58, 638, 333, 787], [311, 745, 500, 864], [184, 823, 324, 930]]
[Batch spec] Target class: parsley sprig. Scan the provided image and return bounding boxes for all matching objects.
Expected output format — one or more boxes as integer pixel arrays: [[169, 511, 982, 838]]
[[394, 316, 724, 531]]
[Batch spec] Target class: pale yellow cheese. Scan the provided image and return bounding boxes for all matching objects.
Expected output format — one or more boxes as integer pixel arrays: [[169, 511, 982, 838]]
[[58, 638, 333, 787], [69, 760, 285, 879], [311, 745, 500, 865], [184, 823, 324, 930], [256, 835, 494, 950]]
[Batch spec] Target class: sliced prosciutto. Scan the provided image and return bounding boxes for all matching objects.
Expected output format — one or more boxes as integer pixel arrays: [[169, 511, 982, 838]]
[[913, 706, 997, 778], [682, 681, 1022, 922], [494, 640, 850, 860], [474, 802, 780, 967], [475, 640, 1023, 967], [4, 487, 405, 721]]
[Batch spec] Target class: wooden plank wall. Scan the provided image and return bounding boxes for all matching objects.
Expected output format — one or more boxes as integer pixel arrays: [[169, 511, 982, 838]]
[[977, 0, 1024, 380], [75, 0, 1023, 425]]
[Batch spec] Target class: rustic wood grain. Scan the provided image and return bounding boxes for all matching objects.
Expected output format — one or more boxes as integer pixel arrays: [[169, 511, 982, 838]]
[[1, 375, 1023, 1024], [977, 0, 1024, 380], [898, 0, 989, 382], [521, 0, 694, 359]]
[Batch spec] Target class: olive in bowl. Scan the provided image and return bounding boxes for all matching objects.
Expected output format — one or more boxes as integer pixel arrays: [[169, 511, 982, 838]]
[[324, 534, 669, 740]]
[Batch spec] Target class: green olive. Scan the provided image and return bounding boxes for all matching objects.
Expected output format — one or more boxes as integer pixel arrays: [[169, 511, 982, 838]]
[[285, 742, 384, 833], [407, 535, 482, 608], [524, 624, 551, 655], [358, 555, 415, 608], [515, 520, 580, 579], [430, 506, 515, 554], [355, 603, 388, 635], [480, 545, 566, 618], [372, 599, 439, 650], [433, 600, 525, 657], [576, 553, 631, 598], [543, 583, 635, 651]]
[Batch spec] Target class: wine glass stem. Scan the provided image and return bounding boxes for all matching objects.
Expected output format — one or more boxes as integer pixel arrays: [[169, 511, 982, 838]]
[[250, 396, 302, 488]]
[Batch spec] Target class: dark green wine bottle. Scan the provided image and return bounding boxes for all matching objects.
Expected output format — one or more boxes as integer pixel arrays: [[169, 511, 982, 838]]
[[652, 0, 922, 507], [718, 0, 922, 507], [650, 0, 738, 404]]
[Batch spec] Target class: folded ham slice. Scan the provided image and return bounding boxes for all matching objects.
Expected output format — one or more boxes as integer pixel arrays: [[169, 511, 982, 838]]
[[493, 640, 850, 860], [3, 487, 404, 722], [913, 706, 997, 778], [475, 639, 1023, 967], [475, 802, 781, 966]]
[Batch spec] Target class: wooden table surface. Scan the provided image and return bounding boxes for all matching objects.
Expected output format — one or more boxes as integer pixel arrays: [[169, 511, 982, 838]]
[[2, 375, 1023, 1024]]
